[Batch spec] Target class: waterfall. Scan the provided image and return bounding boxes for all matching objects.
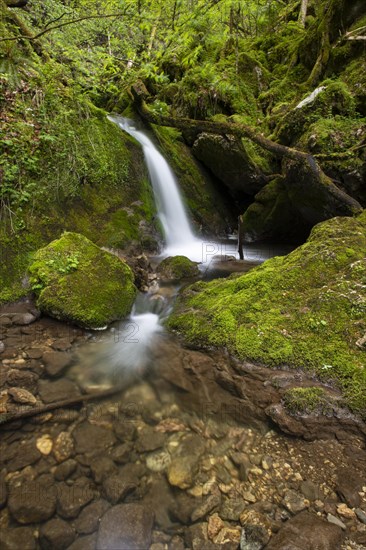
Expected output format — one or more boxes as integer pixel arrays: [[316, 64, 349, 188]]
[[109, 115, 202, 260]]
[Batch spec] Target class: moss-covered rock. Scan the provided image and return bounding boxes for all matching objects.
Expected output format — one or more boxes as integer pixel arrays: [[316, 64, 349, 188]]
[[28, 232, 136, 328], [157, 256, 200, 281], [192, 132, 268, 200], [168, 211, 366, 416], [241, 178, 311, 243], [283, 387, 328, 415]]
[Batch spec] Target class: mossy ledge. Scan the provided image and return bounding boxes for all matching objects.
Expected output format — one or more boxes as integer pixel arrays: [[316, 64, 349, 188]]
[[157, 255, 200, 281], [168, 211, 366, 417], [28, 232, 136, 329]]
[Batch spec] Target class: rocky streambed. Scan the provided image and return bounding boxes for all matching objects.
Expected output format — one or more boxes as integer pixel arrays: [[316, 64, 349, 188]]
[[0, 298, 366, 550]]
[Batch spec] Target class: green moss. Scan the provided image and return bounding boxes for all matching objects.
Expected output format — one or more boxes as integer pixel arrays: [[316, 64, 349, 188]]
[[283, 387, 328, 414], [168, 213, 366, 417], [157, 255, 200, 280], [28, 232, 136, 328]]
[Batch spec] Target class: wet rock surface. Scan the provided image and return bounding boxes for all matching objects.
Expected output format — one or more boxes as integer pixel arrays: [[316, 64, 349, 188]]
[[0, 299, 365, 550]]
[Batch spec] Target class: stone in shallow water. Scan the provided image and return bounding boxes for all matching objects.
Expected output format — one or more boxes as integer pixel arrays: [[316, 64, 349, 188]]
[[266, 511, 344, 549], [53, 431, 75, 463], [74, 499, 110, 535], [96, 503, 154, 550], [135, 426, 166, 452], [8, 387, 37, 405], [283, 489, 307, 514], [56, 478, 94, 519], [72, 421, 116, 454], [43, 350, 73, 377], [146, 450, 171, 472], [8, 479, 56, 524], [36, 434, 53, 455], [38, 379, 80, 404], [39, 518, 76, 549], [0, 527, 36, 550], [336, 467, 363, 508]]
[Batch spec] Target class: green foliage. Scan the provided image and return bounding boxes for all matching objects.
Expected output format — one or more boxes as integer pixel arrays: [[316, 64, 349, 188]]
[[283, 387, 329, 414]]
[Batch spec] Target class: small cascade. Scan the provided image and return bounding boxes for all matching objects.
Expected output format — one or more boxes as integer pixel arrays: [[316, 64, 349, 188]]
[[109, 115, 203, 260]]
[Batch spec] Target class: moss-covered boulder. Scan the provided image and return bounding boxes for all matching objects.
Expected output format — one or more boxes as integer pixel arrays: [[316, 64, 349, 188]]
[[157, 256, 200, 281], [192, 133, 267, 200], [168, 211, 366, 416], [28, 232, 136, 328], [241, 178, 311, 243]]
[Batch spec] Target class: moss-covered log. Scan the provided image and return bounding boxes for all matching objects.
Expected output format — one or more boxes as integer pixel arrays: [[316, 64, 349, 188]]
[[131, 81, 362, 219]]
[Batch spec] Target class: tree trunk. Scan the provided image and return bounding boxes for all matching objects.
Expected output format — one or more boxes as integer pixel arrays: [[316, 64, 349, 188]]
[[298, 0, 308, 27]]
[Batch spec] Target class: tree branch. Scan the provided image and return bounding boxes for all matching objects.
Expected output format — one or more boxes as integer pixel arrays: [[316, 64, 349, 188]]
[[0, 10, 131, 42]]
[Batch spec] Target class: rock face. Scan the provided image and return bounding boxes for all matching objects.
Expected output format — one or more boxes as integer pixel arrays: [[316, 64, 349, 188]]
[[265, 511, 344, 550], [96, 503, 154, 549], [157, 256, 200, 281], [192, 133, 267, 200], [28, 232, 136, 329]]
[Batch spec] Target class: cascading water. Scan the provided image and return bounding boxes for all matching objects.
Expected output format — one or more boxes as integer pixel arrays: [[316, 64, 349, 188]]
[[108, 115, 204, 261]]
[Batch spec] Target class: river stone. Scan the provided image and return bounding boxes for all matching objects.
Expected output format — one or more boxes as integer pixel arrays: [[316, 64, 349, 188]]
[[283, 489, 307, 514], [57, 478, 95, 519], [136, 426, 166, 452], [6, 440, 41, 472], [220, 498, 246, 521], [27, 348, 43, 359], [191, 493, 221, 522], [73, 421, 116, 454], [67, 534, 97, 550], [240, 523, 270, 550], [327, 513, 346, 530], [90, 456, 117, 483], [12, 312, 38, 326], [266, 511, 344, 550], [0, 470, 7, 508], [300, 480, 322, 501], [113, 420, 137, 442], [146, 449, 171, 472], [157, 255, 200, 281], [54, 458, 78, 481], [102, 471, 137, 504], [0, 341, 5, 353], [74, 499, 110, 535], [53, 431, 75, 462], [8, 479, 57, 523], [28, 232, 136, 329], [42, 351, 73, 377], [335, 467, 363, 507], [110, 442, 133, 464], [7, 369, 38, 393], [356, 508, 366, 525], [96, 503, 154, 550], [0, 527, 36, 550], [167, 433, 205, 489], [8, 387, 37, 405], [38, 379, 80, 404], [39, 518, 76, 549]]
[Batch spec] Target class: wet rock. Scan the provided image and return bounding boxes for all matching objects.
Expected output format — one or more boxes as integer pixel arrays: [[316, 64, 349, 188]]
[[266, 511, 344, 549], [67, 534, 97, 550], [191, 494, 221, 522], [8, 387, 37, 405], [283, 489, 307, 514], [12, 312, 39, 326], [6, 440, 41, 472], [300, 480, 322, 501], [36, 434, 53, 455], [136, 426, 166, 452], [171, 492, 197, 524], [53, 431, 74, 462], [27, 348, 43, 360], [335, 467, 363, 507], [240, 523, 270, 550], [0, 527, 36, 550], [43, 351, 73, 377], [90, 456, 117, 483], [215, 527, 241, 546], [51, 338, 73, 351], [8, 479, 56, 523], [96, 503, 154, 550], [73, 422, 116, 454], [167, 433, 205, 489], [110, 442, 133, 465], [157, 255, 200, 281], [0, 470, 7, 508], [57, 478, 95, 518], [208, 513, 225, 540], [243, 491, 257, 504], [74, 499, 110, 535], [327, 513, 346, 530], [220, 498, 246, 521], [54, 458, 78, 481], [356, 508, 366, 525], [113, 421, 137, 442], [38, 379, 80, 403], [142, 477, 176, 531], [0, 341, 5, 353], [168, 535, 185, 550], [146, 449, 171, 472], [185, 522, 209, 548], [102, 471, 137, 504], [7, 370, 38, 393], [336, 503, 356, 519], [39, 518, 76, 549]]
